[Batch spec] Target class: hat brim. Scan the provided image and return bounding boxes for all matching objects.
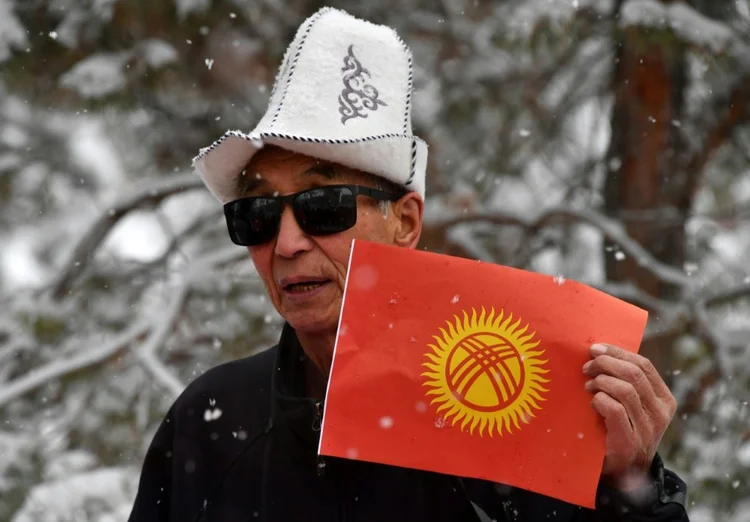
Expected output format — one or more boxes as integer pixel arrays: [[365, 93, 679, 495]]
[[193, 130, 427, 204]]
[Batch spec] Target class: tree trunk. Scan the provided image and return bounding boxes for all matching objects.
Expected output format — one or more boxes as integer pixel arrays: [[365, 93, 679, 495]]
[[604, 12, 689, 378]]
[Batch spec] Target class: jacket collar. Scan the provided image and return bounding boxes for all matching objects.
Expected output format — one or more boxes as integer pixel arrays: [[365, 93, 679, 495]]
[[270, 323, 323, 450]]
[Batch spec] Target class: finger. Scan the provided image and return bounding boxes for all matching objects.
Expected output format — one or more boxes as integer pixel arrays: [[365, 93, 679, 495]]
[[585, 374, 649, 431], [591, 390, 634, 439], [590, 344, 672, 402], [584, 355, 661, 415]]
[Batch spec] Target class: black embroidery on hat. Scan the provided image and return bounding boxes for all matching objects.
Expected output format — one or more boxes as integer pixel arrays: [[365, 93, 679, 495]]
[[338, 45, 387, 125]]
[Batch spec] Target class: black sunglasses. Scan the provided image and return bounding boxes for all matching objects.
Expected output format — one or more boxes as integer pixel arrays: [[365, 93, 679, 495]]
[[224, 184, 403, 246]]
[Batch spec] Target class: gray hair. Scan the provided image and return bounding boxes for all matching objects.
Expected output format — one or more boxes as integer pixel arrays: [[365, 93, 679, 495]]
[[373, 177, 392, 216]]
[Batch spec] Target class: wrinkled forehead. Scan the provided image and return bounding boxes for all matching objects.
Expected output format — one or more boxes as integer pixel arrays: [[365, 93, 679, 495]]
[[247, 145, 315, 173], [236, 145, 377, 196]]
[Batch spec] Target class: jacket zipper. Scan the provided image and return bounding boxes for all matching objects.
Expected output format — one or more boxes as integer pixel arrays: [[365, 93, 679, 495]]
[[338, 485, 349, 521], [314, 401, 326, 477], [314, 401, 350, 520]]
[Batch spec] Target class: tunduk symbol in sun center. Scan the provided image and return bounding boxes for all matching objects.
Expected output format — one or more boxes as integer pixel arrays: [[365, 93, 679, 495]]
[[422, 307, 550, 437]]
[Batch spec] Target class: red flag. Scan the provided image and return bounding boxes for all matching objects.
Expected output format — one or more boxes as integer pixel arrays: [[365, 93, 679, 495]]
[[319, 240, 648, 508]]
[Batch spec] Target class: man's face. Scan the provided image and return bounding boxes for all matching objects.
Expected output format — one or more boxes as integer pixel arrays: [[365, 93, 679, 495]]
[[241, 146, 423, 335]]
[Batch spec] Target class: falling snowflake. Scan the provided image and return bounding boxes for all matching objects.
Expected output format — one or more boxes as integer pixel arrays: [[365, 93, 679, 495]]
[[352, 265, 378, 290], [204, 399, 222, 421], [346, 448, 359, 459], [434, 416, 446, 428], [379, 416, 394, 429], [683, 262, 699, 275], [518, 129, 531, 137], [614, 251, 626, 261], [415, 401, 427, 413], [49, 31, 58, 40], [205, 58, 214, 70], [451, 294, 460, 304], [553, 274, 566, 285]]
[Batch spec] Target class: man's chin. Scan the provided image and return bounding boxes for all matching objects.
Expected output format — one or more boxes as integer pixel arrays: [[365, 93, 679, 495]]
[[280, 291, 342, 335], [284, 311, 340, 337]]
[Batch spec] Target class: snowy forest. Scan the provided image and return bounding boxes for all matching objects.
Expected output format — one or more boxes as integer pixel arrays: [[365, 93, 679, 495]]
[[1, 0, 749, 520]]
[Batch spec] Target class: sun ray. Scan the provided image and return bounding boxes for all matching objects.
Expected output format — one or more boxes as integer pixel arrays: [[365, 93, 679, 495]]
[[421, 306, 551, 438], [424, 352, 442, 364], [478, 414, 487, 435]]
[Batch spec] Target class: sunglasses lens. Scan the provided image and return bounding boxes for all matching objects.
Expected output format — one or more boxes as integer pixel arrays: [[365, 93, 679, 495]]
[[295, 187, 357, 235], [225, 198, 281, 246]]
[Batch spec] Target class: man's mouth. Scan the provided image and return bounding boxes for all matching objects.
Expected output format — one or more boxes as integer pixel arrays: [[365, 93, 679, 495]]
[[283, 279, 330, 294]]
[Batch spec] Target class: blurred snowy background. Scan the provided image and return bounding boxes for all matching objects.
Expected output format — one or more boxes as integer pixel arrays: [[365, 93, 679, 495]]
[[0, 0, 749, 520]]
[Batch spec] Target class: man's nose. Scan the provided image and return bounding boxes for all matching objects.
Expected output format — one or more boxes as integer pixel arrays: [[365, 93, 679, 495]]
[[275, 206, 313, 258]]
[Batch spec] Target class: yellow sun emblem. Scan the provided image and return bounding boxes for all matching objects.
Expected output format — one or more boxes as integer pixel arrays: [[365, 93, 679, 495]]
[[421, 307, 550, 437]]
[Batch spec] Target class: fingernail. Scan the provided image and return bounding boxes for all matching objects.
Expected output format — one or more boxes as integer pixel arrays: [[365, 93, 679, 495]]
[[582, 360, 592, 373], [591, 344, 607, 355], [584, 380, 593, 391]]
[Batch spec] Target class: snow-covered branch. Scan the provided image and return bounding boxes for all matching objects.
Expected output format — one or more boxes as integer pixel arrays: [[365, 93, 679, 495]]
[[135, 351, 185, 400], [50, 173, 205, 301], [592, 281, 673, 314], [186, 245, 249, 277], [132, 280, 191, 399], [704, 281, 750, 307], [684, 73, 750, 196], [0, 244, 250, 408], [426, 206, 695, 291], [620, 0, 736, 53], [0, 321, 150, 410], [124, 246, 247, 398]]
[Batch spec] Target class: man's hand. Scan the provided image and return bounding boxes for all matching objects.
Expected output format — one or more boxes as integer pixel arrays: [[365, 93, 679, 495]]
[[582, 343, 677, 492]]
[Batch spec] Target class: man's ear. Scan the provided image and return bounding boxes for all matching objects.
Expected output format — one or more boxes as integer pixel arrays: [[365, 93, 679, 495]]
[[392, 192, 423, 249]]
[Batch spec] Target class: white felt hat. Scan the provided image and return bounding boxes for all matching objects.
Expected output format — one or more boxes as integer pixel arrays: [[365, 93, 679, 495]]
[[192, 7, 428, 204]]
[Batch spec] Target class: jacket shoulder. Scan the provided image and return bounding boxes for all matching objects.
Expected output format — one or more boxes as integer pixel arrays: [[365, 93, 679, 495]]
[[181, 345, 277, 398], [171, 344, 278, 427]]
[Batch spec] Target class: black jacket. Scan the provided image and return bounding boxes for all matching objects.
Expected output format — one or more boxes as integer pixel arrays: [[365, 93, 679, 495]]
[[128, 324, 689, 522]]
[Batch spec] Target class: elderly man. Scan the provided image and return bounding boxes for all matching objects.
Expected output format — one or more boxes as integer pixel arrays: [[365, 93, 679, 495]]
[[128, 7, 689, 522]]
